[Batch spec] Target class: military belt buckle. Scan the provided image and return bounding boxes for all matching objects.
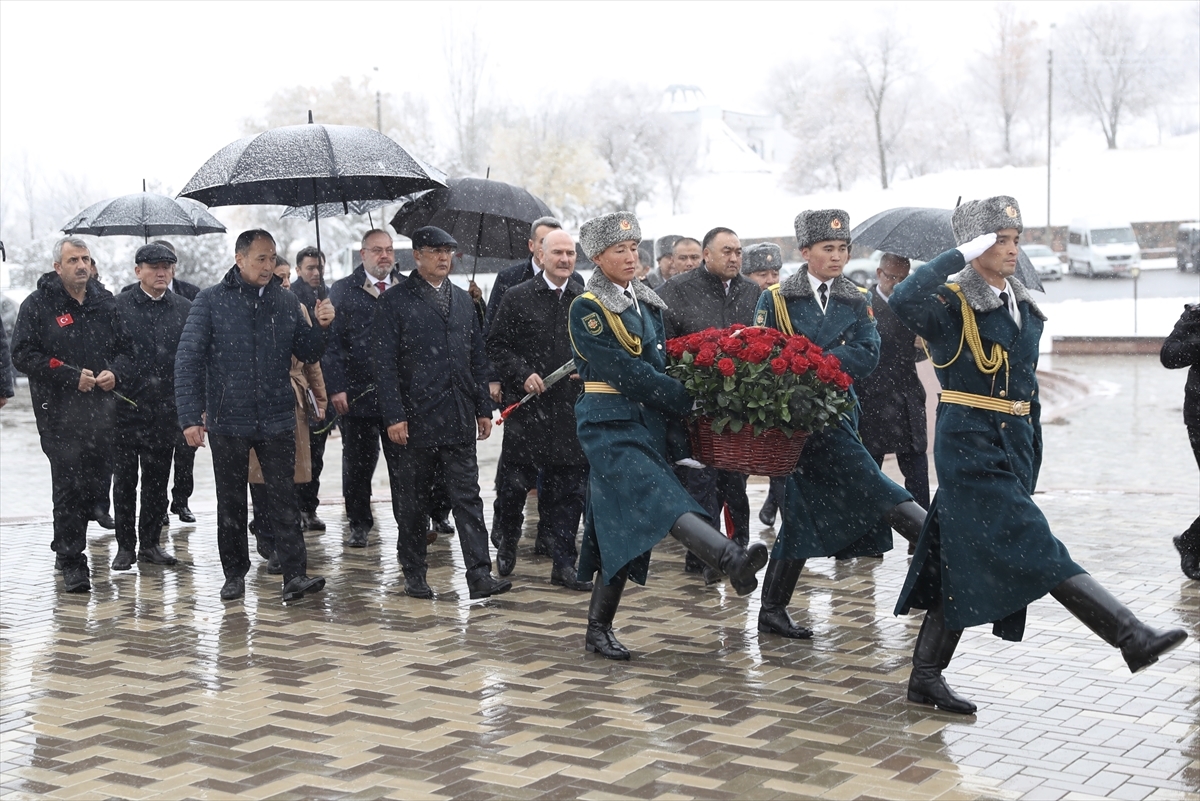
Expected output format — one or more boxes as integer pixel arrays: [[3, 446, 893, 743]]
[[1012, 401, 1030, 415]]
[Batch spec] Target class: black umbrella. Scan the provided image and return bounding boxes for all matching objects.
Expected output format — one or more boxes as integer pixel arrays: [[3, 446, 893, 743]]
[[280, 197, 393, 223], [850, 206, 1043, 292], [178, 114, 445, 295], [61, 188, 226, 243], [389, 177, 553, 279]]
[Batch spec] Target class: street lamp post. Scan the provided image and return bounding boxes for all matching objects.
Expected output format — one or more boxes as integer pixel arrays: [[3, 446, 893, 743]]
[[1047, 24, 1055, 230], [373, 66, 382, 132]]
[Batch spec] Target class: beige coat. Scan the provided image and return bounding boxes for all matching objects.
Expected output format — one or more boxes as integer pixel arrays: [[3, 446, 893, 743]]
[[249, 308, 328, 484]]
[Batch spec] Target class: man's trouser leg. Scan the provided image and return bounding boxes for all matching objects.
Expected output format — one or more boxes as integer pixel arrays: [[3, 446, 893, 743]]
[[492, 450, 538, 555], [41, 434, 91, 569], [340, 415, 381, 529], [540, 464, 588, 570], [171, 430, 196, 509], [895, 450, 931, 509], [390, 445, 435, 579], [112, 437, 142, 553], [137, 442, 174, 549], [85, 438, 113, 518], [296, 423, 328, 517], [209, 434, 254, 582], [716, 470, 750, 547], [249, 481, 274, 557], [256, 432, 308, 584], [437, 443, 493, 580]]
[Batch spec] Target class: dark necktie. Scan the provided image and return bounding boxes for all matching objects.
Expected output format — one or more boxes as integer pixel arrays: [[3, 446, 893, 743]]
[[376, 281, 387, 294], [555, 287, 563, 301], [999, 291, 1013, 319], [624, 289, 640, 315], [818, 283, 828, 310]]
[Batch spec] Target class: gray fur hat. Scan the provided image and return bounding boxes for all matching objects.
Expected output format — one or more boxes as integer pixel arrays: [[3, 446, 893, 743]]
[[952, 196, 1023, 245], [742, 242, 783, 275], [795, 209, 851, 250], [580, 211, 641, 260], [655, 234, 681, 260]]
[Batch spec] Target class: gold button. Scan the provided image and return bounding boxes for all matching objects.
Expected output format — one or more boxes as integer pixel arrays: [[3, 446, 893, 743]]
[[1032, 390, 1036, 396], [948, 596, 954, 601], [999, 390, 1007, 398]]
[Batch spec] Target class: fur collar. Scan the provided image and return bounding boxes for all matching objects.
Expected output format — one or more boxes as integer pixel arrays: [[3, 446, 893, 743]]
[[948, 266, 1047, 321], [585, 271, 668, 313], [778, 265, 863, 303]]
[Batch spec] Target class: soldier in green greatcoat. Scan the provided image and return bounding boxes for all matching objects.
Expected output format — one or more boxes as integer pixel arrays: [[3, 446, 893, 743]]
[[753, 209, 928, 642], [890, 196, 1187, 715], [569, 211, 768, 660]]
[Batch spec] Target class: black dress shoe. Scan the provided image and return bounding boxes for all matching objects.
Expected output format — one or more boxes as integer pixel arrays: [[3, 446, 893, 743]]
[[138, 545, 178, 566], [495, 545, 516, 577], [467, 573, 512, 599], [110, 549, 135, 571], [54, 555, 64, 572], [300, 512, 326, 531], [1175, 535, 1200, 580], [161, 513, 170, 528], [758, 507, 777, 527], [702, 565, 722, 585], [266, 554, 282, 575], [431, 516, 454, 534], [404, 575, 434, 599], [585, 621, 630, 660], [551, 564, 593, 592], [282, 575, 325, 601], [220, 576, 244, 600], [93, 510, 115, 530], [63, 563, 91, 593], [532, 538, 552, 557], [345, 525, 370, 548], [171, 502, 195, 524]]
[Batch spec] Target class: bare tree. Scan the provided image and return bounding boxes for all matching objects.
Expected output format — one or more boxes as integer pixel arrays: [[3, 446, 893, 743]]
[[444, 23, 491, 175], [851, 25, 910, 190], [652, 115, 699, 214], [584, 83, 663, 212], [1059, 4, 1165, 149], [972, 4, 1039, 160]]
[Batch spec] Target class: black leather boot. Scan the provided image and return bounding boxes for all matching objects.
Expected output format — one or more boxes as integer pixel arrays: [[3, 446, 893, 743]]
[[1050, 573, 1188, 673], [585, 568, 630, 660], [757, 558, 812, 639], [907, 606, 976, 715], [669, 513, 767, 595], [884, 500, 926, 550]]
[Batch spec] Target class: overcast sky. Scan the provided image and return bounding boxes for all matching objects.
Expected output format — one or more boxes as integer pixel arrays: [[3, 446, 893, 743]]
[[0, 0, 1189, 202]]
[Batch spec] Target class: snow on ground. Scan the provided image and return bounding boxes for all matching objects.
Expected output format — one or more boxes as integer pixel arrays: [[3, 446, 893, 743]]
[[1038, 296, 1191, 351], [639, 133, 1200, 239]]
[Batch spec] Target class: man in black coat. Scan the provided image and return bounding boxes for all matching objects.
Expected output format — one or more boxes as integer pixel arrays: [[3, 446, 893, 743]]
[[325, 230, 404, 547], [175, 229, 333, 603], [372, 226, 510, 600], [486, 229, 593, 591], [482, 216, 564, 336], [856, 254, 930, 514], [290, 245, 330, 532], [1161, 303, 1200, 580], [11, 237, 134, 592], [657, 227, 761, 582], [110, 243, 188, 570], [0, 316, 13, 408]]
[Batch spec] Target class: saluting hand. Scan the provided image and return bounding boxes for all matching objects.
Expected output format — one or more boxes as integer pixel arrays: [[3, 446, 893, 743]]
[[314, 298, 336, 328], [958, 232, 998, 263], [523, 373, 546, 394], [477, 417, 492, 441]]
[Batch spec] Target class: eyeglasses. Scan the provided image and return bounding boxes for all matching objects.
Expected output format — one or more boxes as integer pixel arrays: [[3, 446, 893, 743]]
[[880, 271, 908, 281], [365, 247, 395, 256]]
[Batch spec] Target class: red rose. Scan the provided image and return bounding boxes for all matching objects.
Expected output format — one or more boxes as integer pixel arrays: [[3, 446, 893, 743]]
[[834, 372, 852, 390], [695, 347, 717, 368], [728, 323, 747, 332], [824, 353, 841, 370], [770, 357, 788, 375], [817, 364, 836, 383], [717, 358, 736, 377], [744, 343, 772, 364], [719, 336, 745, 355], [666, 340, 686, 359], [701, 329, 722, 343], [790, 356, 810, 375]]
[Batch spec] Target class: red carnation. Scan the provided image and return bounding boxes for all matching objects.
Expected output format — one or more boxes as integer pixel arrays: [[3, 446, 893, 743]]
[[770, 357, 789, 375], [49, 358, 65, 369], [717, 358, 736, 377]]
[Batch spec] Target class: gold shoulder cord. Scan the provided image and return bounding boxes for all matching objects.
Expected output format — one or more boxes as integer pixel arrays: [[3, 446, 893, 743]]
[[574, 292, 642, 357], [770, 286, 794, 336], [923, 282, 1009, 387]]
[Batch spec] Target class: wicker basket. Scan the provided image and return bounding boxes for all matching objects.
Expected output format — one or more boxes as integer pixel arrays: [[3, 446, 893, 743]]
[[688, 417, 808, 477]]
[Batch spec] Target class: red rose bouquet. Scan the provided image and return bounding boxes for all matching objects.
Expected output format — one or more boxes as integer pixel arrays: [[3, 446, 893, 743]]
[[665, 324, 855, 439]]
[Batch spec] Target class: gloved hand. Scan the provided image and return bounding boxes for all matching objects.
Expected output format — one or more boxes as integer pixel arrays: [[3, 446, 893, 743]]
[[957, 232, 997, 263], [674, 457, 707, 469]]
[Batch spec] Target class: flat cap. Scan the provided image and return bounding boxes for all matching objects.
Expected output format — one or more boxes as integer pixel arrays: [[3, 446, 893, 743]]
[[580, 211, 641, 260], [655, 234, 681, 260], [410, 226, 458, 249], [952, 196, 1023, 245], [134, 243, 177, 265], [742, 242, 783, 275], [795, 209, 851, 250]]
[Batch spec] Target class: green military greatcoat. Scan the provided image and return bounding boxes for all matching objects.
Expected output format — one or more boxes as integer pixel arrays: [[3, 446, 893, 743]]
[[754, 268, 911, 560], [570, 272, 705, 586], [889, 250, 1085, 640]]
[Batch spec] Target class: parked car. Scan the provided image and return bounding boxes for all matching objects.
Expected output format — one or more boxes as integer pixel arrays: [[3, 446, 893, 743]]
[[1022, 244, 1062, 281], [844, 250, 882, 289], [1066, 219, 1141, 277], [1178, 222, 1199, 273]]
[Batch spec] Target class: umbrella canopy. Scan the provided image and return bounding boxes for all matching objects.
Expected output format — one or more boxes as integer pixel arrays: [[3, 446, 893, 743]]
[[61, 192, 226, 239], [389, 178, 553, 262], [280, 197, 393, 222], [849, 206, 1043, 292], [178, 123, 445, 208]]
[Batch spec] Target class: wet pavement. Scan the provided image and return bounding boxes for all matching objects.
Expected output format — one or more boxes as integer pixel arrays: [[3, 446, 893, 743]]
[[0, 355, 1196, 800]]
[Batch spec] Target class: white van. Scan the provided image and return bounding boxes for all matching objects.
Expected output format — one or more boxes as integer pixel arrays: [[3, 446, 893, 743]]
[[1066, 219, 1141, 277]]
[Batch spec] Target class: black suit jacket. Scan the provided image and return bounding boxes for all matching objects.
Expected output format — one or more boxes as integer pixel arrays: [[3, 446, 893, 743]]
[[856, 288, 927, 454]]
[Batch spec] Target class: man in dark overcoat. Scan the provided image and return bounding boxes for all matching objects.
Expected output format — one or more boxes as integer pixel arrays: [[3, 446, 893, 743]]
[[290, 245, 331, 532], [856, 253, 930, 511], [487, 229, 592, 591], [11, 236, 134, 593], [372, 225, 510, 600], [754, 210, 925, 642], [1161, 303, 1200, 580], [175, 229, 333, 603], [658, 227, 761, 583], [569, 212, 767, 660], [110, 243, 189, 570], [890, 196, 1187, 715]]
